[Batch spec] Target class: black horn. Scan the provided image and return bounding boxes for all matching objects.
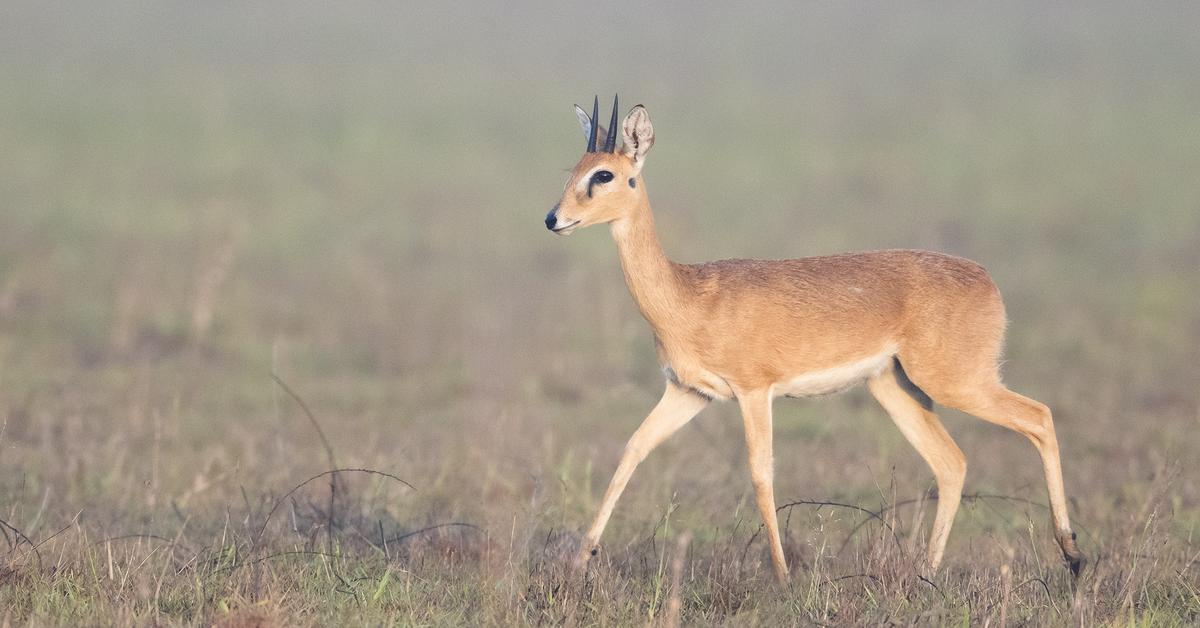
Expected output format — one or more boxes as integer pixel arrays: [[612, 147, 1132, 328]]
[[586, 95, 599, 152], [604, 94, 619, 152]]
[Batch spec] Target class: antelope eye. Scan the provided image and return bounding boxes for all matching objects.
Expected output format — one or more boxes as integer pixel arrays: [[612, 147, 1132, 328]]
[[592, 170, 614, 184]]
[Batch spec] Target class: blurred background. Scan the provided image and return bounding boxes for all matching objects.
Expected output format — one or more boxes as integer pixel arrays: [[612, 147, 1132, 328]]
[[0, 1, 1197, 623]]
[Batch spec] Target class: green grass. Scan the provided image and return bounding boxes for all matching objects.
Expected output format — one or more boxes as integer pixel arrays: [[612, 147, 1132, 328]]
[[1, 2, 1198, 625]]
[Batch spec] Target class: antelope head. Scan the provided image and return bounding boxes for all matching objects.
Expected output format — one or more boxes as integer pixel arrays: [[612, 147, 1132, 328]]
[[545, 95, 655, 235]]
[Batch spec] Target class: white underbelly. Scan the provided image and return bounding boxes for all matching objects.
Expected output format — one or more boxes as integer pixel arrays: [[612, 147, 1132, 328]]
[[775, 349, 896, 398]]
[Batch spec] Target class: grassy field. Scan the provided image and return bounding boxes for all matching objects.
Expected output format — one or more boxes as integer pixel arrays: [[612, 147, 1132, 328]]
[[1, 2, 1198, 625]]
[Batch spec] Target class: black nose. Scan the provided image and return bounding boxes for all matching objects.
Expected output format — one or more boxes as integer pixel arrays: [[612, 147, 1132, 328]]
[[544, 205, 559, 230]]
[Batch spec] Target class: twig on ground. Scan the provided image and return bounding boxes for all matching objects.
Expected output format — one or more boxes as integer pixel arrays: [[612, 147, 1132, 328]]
[[96, 534, 180, 547], [218, 549, 345, 574], [271, 373, 340, 553], [385, 522, 482, 545], [837, 492, 1096, 555], [743, 498, 903, 567], [0, 518, 40, 565], [254, 468, 416, 547]]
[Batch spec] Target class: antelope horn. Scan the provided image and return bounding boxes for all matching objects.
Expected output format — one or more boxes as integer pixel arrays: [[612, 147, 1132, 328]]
[[586, 95, 599, 152], [604, 94, 619, 152]]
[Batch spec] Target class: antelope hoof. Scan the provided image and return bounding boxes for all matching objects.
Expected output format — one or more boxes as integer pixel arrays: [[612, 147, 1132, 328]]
[[1056, 530, 1087, 577], [1063, 546, 1087, 577], [920, 562, 940, 581], [572, 543, 599, 572], [773, 567, 791, 586], [917, 550, 943, 580]]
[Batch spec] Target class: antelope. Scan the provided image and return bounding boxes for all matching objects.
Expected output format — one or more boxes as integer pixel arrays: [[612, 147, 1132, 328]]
[[544, 95, 1086, 582]]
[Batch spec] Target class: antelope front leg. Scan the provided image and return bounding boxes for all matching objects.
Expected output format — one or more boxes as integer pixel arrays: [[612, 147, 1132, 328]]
[[574, 382, 709, 570], [737, 389, 789, 584]]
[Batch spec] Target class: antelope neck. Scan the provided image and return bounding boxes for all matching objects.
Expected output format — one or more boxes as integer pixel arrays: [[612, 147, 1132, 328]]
[[610, 194, 690, 336]]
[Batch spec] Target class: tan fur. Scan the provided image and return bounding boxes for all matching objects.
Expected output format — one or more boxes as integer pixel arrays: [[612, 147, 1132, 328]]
[[547, 104, 1085, 582]]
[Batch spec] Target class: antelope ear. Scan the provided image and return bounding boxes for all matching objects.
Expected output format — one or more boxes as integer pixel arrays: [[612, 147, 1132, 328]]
[[573, 104, 609, 149], [621, 105, 654, 174], [573, 105, 592, 143]]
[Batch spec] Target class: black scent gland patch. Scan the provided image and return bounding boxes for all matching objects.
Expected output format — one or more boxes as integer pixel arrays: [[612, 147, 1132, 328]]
[[586, 181, 595, 198], [893, 357, 933, 411], [628, 177, 636, 188], [663, 366, 680, 386]]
